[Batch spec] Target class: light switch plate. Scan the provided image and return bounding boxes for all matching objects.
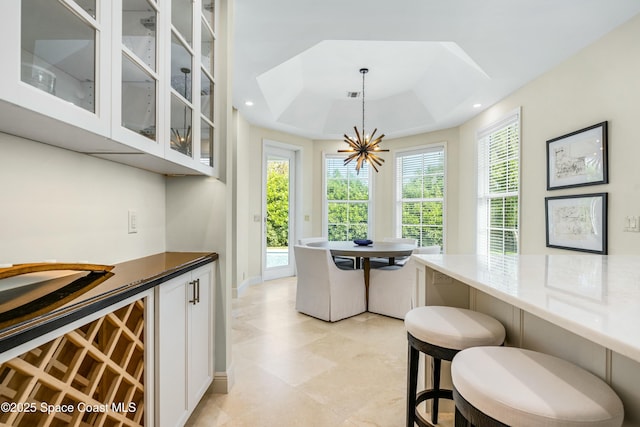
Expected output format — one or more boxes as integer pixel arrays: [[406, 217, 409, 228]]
[[624, 216, 640, 232], [128, 210, 138, 234]]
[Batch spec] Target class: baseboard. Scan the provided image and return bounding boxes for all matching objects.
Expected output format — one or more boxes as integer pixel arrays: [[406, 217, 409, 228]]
[[211, 364, 235, 394], [236, 275, 262, 297]]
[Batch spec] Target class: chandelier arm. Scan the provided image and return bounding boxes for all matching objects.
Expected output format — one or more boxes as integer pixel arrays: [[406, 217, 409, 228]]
[[369, 136, 387, 148], [368, 158, 380, 173], [344, 151, 361, 164], [353, 126, 362, 145], [368, 154, 385, 166], [341, 141, 359, 151], [342, 135, 360, 148]]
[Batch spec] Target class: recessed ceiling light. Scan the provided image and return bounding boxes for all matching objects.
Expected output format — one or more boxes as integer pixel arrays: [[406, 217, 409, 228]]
[[245, 101, 254, 106], [473, 103, 482, 108]]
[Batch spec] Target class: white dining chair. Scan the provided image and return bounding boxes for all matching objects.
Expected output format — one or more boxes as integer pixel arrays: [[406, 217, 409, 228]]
[[368, 246, 441, 319], [369, 237, 418, 268], [383, 237, 418, 245], [413, 245, 440, 254], [298, 237, 327, 245], [298, 237, 355, 269], [293, 245, 366, 322]]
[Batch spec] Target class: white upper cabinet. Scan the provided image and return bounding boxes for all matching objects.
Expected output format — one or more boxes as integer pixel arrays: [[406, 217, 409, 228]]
[[112, 0, 163, 157], [164, 0, 218, 175], [199, 1, 217, 172], [0, 0, 219, 176], [0, 0, 114, 151]]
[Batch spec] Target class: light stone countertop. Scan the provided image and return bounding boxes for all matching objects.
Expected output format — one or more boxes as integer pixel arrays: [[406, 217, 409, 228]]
[[413, 254, 640, 363]]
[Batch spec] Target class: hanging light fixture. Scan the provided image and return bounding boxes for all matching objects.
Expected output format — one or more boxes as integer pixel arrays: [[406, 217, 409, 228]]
[[338, 68, 388, 173]]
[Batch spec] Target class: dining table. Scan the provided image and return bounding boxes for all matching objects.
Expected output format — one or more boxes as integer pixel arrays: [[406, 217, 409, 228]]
[[306, 240, 416, 309]]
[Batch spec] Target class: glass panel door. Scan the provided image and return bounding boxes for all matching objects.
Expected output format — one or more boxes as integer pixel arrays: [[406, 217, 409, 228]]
[[263, 145, 296, 280], [21, 0, 97, 112]]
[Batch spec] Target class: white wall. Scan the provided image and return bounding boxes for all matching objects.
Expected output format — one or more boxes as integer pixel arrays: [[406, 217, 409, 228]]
[[457, 12, 640, 255], [0, 133, 166, 264], [234, 111, 251, 290], [165, 176, 225, 252], [234, 124, 313, 284]]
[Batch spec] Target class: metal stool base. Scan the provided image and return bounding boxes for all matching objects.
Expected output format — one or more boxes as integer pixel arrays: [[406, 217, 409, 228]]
[[407, 332, 459, 427]]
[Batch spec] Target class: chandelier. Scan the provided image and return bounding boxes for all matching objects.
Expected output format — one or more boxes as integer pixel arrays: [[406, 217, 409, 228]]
[[339, 68, 388, 173]]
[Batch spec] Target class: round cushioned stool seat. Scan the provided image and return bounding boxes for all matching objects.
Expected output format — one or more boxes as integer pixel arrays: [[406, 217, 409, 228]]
[[452, 346, 624, 427], [404, 306, 506, 427], [405, 306, 506, 350]]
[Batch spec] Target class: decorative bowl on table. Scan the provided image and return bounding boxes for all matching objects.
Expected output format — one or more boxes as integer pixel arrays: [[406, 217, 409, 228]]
[[353, 239, 373, 246]]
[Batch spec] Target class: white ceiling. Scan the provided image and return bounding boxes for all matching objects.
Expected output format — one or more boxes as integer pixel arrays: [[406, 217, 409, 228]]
[[233, 0, 640, 140]]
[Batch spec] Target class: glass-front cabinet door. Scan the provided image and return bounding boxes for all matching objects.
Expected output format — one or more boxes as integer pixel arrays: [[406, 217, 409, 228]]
[[112, 0, 163, 156], [200, 5, 216, 169], [169, 31, 194, 158], [165, 0, 218, 173], [21, 0, 97, 112], [0, 0, 112, 142]]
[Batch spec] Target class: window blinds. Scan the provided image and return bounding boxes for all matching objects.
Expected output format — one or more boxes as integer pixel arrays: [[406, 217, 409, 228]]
[[395, 145, 445, 248], [325, 155, 371, 241], [477, 110, 520, 255]]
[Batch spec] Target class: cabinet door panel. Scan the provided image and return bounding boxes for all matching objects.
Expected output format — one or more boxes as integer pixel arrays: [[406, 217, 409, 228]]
[[188, 266, 213, 409], [157, 277, 189, 427], [22, 0, 97, 113]]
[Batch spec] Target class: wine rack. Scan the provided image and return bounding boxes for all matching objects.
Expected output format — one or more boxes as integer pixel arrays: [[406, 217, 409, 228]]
[[0, 299, 145, 426]]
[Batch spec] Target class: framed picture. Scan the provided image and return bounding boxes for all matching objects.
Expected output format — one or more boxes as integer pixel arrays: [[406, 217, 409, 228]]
[[545, 193, 607, 254], [546, 121, 608, 190]]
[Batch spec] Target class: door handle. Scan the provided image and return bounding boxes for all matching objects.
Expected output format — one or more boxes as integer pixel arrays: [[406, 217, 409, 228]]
[[188, 280, 198, 305]]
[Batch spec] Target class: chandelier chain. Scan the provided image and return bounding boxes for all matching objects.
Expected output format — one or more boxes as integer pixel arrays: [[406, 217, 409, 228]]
[[362, 69, 365, 136]]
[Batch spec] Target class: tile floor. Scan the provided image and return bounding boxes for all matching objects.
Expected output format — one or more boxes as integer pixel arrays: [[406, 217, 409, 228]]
[[185, 276, 449, 427]]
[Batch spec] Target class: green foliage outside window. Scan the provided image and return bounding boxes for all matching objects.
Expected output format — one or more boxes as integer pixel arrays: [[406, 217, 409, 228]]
[[398, 150, 445, 248], [326, 161, 370, 241], [266, 160, 289, 248]]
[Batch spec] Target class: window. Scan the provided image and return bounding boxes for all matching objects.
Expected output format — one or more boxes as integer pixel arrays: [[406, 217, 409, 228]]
[[395, 145, 446, 249], [477, 109, 520, 255], [324, 155, 372, 241]]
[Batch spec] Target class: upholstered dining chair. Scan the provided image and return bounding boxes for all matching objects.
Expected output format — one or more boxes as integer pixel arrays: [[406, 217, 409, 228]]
[[298, 237, 326, 245], [293, 245, 366, 322], [368, 246, 441, 319], [298, 237, 355, 269], [369, 237, 418, 268]]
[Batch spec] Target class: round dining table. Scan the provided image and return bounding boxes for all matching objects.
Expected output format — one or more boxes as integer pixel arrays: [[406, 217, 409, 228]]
[[306, 240, 416, 309]]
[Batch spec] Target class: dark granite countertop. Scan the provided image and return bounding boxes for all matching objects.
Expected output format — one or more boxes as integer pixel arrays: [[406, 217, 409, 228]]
[[0, 252, 217, 354]]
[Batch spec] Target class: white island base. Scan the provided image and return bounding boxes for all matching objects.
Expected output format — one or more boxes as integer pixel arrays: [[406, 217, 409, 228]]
[[413, 254, 640, 427]]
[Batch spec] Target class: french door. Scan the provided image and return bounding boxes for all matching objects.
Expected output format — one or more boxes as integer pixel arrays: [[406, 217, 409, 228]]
[[262, 143, 297, 280]]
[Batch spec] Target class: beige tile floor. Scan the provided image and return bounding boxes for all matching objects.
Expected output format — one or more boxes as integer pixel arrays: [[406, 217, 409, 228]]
[[185, 276, 451, 427]]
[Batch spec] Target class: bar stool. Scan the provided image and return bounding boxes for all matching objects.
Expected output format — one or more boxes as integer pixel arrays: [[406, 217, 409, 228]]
[[405, 306, 506, 427], [451, 346, 624, 427]]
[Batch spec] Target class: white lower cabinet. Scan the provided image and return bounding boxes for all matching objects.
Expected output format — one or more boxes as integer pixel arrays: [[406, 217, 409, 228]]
[[156, 263, 215, 427]]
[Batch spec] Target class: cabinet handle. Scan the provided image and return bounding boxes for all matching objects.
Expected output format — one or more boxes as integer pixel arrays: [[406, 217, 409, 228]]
[[188, 280, 197, 305], [196, 278, 201, 304]]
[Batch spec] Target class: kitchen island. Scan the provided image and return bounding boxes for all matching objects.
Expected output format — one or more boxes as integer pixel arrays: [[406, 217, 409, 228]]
[[0, 252, 217, 427], [413, 254, 640, 426]]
